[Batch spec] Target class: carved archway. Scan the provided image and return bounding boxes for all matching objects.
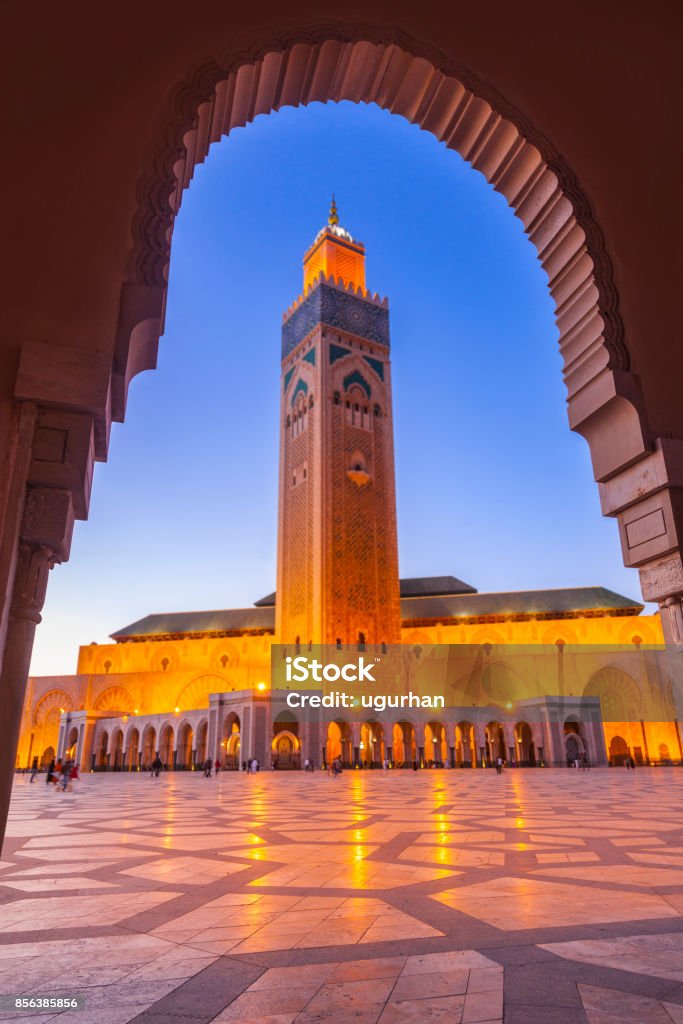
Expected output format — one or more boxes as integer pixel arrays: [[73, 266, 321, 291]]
[[94, 687, 135, 714], [119, 32, 646, 499], [175, 675, 225, 711]]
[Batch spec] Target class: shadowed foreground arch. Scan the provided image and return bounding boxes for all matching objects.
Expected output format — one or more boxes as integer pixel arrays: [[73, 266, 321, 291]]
[[2, 19, 682, 852]]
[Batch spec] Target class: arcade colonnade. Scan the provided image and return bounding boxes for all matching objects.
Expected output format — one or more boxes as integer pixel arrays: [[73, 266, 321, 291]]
[[2, 12, 682, 843], [54, 691, 609, 770]]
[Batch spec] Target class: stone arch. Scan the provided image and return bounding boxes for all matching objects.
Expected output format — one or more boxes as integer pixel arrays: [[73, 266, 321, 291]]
[[211, 643, 240, 671], [195, 718, 209, 765], [159, 722, 175, 767], [392, 720, 417, 766], [110, 727, 125, 770], [125, 726, 140, 770], [326, 720, 352, 767], [151, 645, 180, 673], [609, 734, 630, 766], [33, 691, 73, 766], [119, 32, 648, 508], [65, 726, 79, 761], [360, 721, 384, 765], [271, 729, 301, 769], [539, 623, 581, 645], [94, 687, 135, 714], [515, 720, 536, 766], [176, 720, 194, 768], [485, 720, 506, 763], [402, 631, 432, 645], [583, 666, 642, 722], [175, 674, 225, 711], [482, 661, 528, 707], [222, 712, 241, 768], [95, 729, 109, 769], [424, 720, 448, 765], [455, 721, 475, 767], [141, 724, 157, 767], [33, 690, 73, 726]]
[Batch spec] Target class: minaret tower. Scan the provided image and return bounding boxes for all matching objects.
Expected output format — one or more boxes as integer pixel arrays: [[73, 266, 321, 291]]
[[276, 200, 401, 646]]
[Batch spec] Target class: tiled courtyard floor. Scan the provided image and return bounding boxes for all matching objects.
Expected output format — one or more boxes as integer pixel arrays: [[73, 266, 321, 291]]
[[1, 769, 683, 1023]]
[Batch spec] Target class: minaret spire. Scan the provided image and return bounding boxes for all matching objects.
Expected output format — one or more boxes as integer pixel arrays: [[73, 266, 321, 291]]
[[328, 194, 339, 226]]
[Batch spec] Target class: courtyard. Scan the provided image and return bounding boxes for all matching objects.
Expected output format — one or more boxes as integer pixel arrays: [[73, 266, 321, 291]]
[[0, 769, 683, 1023]]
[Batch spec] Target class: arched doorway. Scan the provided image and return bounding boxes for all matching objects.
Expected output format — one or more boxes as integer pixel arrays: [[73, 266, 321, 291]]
[[96, 731, 109, 770], [515, 722, 535, 766], [272, 730, 300, 769], [486, 721, 505, 764], [222, 713, 241, 769], [111, 728, 124, 770], [159, 724, 174, 768], [195, 720, 208, 767], [609, 735, 630, 767], [176, 722, 193, 769], [360, 722, 384, 766], [3, 13, 678, 869], [41, 746, 55, 769], [126, 728, 140, 771], [65, 727, 79, 762], [455, 721, 474, 767], [564, 719, 587, 766], [273, 712, 300, 769], [326, 721, 352, 768], [425, 722, 447, 766], [393, 721, 416, 767], [141, 725, 157, 769]]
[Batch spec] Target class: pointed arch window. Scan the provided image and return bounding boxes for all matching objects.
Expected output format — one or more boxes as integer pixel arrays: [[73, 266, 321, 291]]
[[292, 393, 308, 438]]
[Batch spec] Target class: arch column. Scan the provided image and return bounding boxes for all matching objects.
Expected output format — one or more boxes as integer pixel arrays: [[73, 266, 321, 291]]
[[598, 438, 683, 644], [444, 721, 456, 767], [473, 723, 486, 767], [503, 723, 516, 764], [0, 486, 73, 847]]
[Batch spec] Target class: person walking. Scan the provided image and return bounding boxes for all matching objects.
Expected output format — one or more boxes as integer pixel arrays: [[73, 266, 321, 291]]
[[250, 758, 259, 774], [214, 759, 220, 775], [152, 755, 162, 778], [204, 758, 212, 778], [495, 756, 503, 775], [29, 757, 39, 783], [45, 759, 55, 785]]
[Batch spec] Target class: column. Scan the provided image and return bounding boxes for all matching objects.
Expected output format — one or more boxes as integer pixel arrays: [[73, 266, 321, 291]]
[[57, 718, 68, 760], [473, 723, 486, 767], [503, 723, 516, 765], [351, 722, 360, 768], [444, 721, 456, 768], [0, 487, 73, 849]]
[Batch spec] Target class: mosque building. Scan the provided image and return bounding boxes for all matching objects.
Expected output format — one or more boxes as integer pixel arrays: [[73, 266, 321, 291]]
[[18, 204, 680, 772]]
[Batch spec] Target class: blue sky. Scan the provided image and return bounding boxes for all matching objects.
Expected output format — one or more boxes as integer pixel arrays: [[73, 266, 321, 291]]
[[30, 101, 646, 675]]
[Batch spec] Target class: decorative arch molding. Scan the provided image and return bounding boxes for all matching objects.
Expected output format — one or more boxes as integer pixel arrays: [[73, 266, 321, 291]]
[[125, 725, 140, 749], [175, 674, 226, 711], [583, 665, 643, 721], [118, 26, 650, 490], [33, 690, 73, 726], [94, 687, 135, 714]]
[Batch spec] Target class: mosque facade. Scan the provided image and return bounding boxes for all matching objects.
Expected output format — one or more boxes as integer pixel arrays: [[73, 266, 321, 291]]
[[18, 206, 681, 772]]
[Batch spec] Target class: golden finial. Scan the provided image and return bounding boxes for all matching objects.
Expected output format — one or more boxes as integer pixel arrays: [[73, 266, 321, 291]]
[[328, 194, 339, 227]]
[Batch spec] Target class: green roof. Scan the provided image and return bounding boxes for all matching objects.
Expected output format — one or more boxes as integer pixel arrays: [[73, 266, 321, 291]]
[[112, 586, 642, 640]]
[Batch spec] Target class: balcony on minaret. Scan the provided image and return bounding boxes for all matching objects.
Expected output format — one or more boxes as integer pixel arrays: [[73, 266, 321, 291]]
[[302, 197, 366, 293]]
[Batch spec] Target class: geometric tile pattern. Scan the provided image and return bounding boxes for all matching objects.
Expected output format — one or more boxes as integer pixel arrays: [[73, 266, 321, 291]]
[[2, 767, 683, 1022]]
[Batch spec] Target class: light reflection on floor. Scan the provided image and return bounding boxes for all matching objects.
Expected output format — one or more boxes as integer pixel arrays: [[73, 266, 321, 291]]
[[1, 768, 683, 1022]]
